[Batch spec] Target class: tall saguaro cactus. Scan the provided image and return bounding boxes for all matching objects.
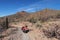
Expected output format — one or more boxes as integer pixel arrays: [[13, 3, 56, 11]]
[[5, 17, 9, 29]]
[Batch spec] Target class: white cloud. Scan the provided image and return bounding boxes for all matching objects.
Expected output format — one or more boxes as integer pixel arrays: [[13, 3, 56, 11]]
[[16, 1, 41, 12], [16, 0, 53, 12], [25, 8, 34, 11], [26, 8, 34, 10]]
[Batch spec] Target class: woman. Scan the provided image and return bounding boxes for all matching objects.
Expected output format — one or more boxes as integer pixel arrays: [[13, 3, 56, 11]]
[[21, 26, 29, 33]]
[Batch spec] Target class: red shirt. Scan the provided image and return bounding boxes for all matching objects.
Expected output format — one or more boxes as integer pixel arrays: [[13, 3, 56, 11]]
[[21, 26, 29, 30]]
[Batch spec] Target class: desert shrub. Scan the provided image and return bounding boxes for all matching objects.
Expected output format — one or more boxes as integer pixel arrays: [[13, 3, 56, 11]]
[[42, 23, 60, 40], [56, 13, 60, 18], [39, 17, 49, 22], [28, 18, 37, 23], [43, 29, 56, 38], [1, 22, 6, 28], [56, 28, 60, 39], [0, 17, 9, 29], [36, 24, 42, 29]]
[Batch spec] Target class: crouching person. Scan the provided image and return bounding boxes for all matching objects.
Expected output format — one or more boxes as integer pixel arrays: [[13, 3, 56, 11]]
[[21, 26, 29, 33]]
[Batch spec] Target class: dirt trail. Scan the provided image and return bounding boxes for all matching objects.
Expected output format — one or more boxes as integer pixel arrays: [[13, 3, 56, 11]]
[[9, 22, 35, 40], [6, 22, 32, 40], [11, 27, 31, 40], [2, 27, 31, 40], [17, 27, 30, 40]]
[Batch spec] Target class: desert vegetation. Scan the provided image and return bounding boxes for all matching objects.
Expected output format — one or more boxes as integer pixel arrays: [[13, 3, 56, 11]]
[[0, 9, 60, 40]]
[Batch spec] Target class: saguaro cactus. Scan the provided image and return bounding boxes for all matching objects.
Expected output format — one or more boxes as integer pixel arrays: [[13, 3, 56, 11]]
[[5, 17, 9, 29]]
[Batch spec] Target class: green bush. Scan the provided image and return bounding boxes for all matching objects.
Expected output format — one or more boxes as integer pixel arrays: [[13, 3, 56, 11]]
[[28, 18, 37, 23]]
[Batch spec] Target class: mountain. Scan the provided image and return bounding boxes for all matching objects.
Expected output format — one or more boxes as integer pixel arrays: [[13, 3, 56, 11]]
[[26, 9, 60, 23], [0, 8, 60, 23], [7, 11, 30, 22]]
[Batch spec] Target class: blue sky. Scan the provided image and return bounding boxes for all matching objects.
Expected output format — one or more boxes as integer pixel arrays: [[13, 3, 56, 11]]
[[0, 0, 60, 17]]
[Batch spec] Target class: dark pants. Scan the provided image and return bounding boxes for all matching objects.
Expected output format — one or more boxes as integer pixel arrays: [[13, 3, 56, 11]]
[[23, 30, 29, 33]]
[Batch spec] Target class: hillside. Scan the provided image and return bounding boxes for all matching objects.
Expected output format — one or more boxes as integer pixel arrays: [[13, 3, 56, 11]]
[[7, 11, 30, 22], [0, 9, 60, 40], [0, 9, 60, 23], [27, 9, 60, 23], [0, 9, 60, 29]]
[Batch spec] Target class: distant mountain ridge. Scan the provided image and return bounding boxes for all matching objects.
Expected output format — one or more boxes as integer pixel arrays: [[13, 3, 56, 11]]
[[0, 8, 60, 23]]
